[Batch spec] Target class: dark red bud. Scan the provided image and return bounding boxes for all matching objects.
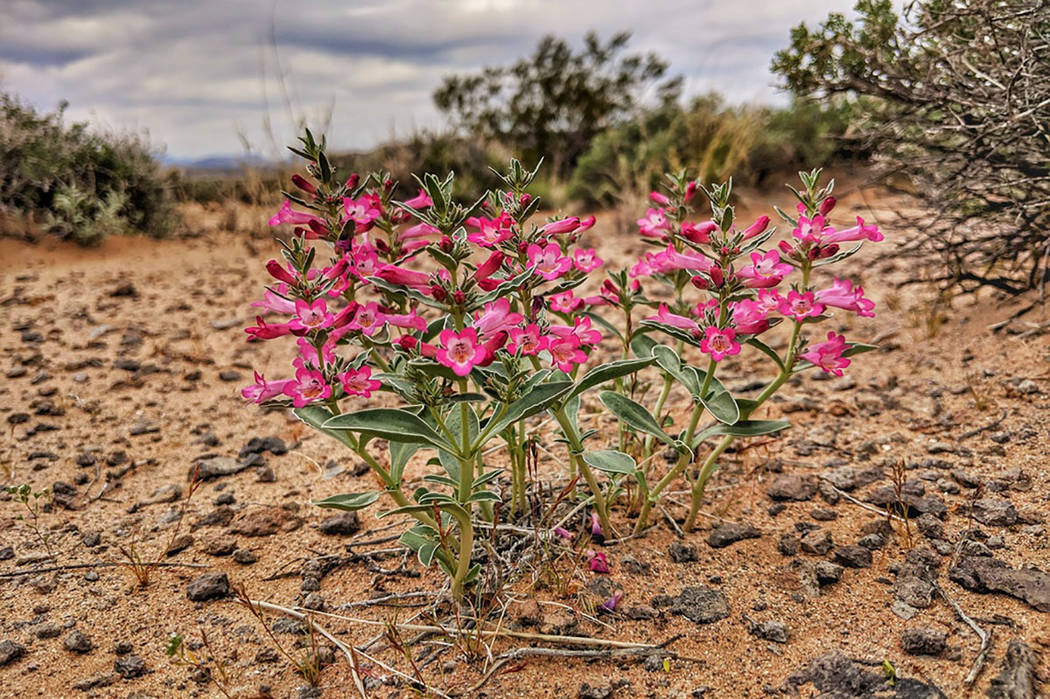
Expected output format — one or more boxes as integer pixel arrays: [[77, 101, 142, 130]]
[[291, 173, 316, 194], [453, 290, 466, 305]]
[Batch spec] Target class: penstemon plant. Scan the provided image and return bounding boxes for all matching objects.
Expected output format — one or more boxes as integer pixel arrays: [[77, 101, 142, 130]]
[[242, 128, 882, 600], [243, 130, 650, 598], [594, 169, 882, 534]]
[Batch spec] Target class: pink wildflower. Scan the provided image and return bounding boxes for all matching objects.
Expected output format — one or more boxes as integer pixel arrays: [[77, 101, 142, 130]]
[[466, 213, 514, 247], [252, 287, 297, 314], [647, 303, 700, 333], [436, 328, 486, 377], [548, 335, 588, 373], [507, 324, 548, 356], [343, 196, 380, 228], [348, 302, 387, 336], [283, 368, 332, 407], [289, 299, 335, 333], [736, 250, 793, 288], [800, 331, 851, 376], [541, 217, 581, 236], [681, 220, 717, 245], [637, 208, 670, 239], [473, 298, 523, 336], [402, 188, 433, 209], [573, 247, 603, 273], [339, 366, 382, 397], [527, 242, 573, 281], [599, 591, 623, 612], [820, 217, 884, 245], [549, 290, 583, 313], [587, 550, 610, 574], [269, 200, 324, 228], [778, 290, 825, 321], [241, 372, 294, 403], [376, 265, 431, 293], [700, 326, 740, 362], [740, 215, 770, 240], [245, 316, 294, 340], [815, 277, 875, 317], [549, 316, 602, 346], [730, 299, 770, 335], [756, 289, 782, 314]]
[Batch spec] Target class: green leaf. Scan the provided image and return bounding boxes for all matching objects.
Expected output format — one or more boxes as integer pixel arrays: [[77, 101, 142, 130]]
[[438, 404, 479, 480], [651, 345, 702, 397], [700, 375, 740, 425], [581, 311, 624, 343], [389, 441, 418, 486], [565, 357, 654, 401], [293, 405, 355, 449], [324, 408, 455, 452], [480, 380, 574, 444], [312, 491, 381, 511], [599, 391, 674, 447], [472, 470, 503, 488], [693, 419, 791, 446], [583, 450, 638, 475], [843, 342, 878, 357], [468, 490, 502, 503], [639, 320, 704, 347], [630, 332, 658, 358]]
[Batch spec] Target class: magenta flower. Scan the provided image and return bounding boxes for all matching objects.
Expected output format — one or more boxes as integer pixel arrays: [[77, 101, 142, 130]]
[[269, 200, 324, 228], [283, 368, 332, 407], [549, 290, 583, 314], [651, 244, 716, 275], [289, 299, 335, 333], [266, 259, 298, 285], [474, 251, 505, 284], [778, 290, 826, 321], [800, 331, 851, 376], [466, 214, 514, 247], [549, 316, 602, 346], [241, 372, 294, 403], [541, 216, 581, 236], [343, 196, 380, 228], [473, 298, 523, 336], [637, 208, 670, 239], [590, 512, 602, 537], [348, 302, 387, 336], [736, 250, 793, 288], [791, 215, 833, 245], [587, 550, 610, 574], [552, 526, 573, 540], [246, 316, 294, 340], [402, 188, 433, 209], [339, 366, 382, 397], [700, 326, 741, 362], [740, 215, 771, 240], [386, 311, 427, 332], [730, 300, 770, 335], [547, 335, 588, 373], [376, 265, 431, 293], [821, 217, 883, 245], [507, 324, 549, 356], [400, 222, 439, 240], [681, 220, 717, 245], [647, 303, 700, 334], [650, 190, 670, 206], [815, 277, 875, 317], [756, 289, 782, 314], [527, 242, 573, 280], [572, 248, 603, 273], [295, 336, 336, 370], [436, 328, 486, 377], [252, 287, 297, 315]]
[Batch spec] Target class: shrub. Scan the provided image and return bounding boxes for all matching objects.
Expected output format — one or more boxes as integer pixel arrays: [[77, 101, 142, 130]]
[[0, 91, 178, 243], [773, 0, 1050, 293]]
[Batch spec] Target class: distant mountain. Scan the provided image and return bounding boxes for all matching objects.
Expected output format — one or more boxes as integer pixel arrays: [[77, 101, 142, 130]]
[[161, 153, 277, 171]]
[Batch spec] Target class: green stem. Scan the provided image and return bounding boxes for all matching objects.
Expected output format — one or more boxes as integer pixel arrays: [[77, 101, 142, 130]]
[[683, 435, 735, 531], [551, 405, 611, 535], [634, 398, 706, 534], [642, 373, 674, 462], [446, 505, 474, 601]]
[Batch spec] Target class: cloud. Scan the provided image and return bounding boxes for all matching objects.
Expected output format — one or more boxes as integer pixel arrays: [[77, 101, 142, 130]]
[[0, 0, 857, 158]]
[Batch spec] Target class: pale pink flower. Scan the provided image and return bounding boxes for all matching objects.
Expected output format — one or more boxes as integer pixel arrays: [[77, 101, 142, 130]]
[[252, 287, 297, 314], [756, 289, 782, 314], [473, 298, 523, 336], [736, 250, 793, 288], [343, 196, 380, 228], [339, 366, 382, 397], [436, 328, 486, 376], [348, 302, 387, 336], [573, 248, 603, 273], [549, 316, 601, 346], [527, 242, 573, 280], [549, 290, 583, 313], [820, 217, 884, 244], [402, 188, 433, 209], [269, 200, 324, 228], [800, 331, 851, 376], [815, 277, 875, 317], [791, 215, 833, 245], [778, 290, 825, 321], [466, 213, 514, 247], [730, 299, 770, 335], [241, 372, 294, 403], [548, 335, 588, 373], [700, 326, 741, 362], [283, 368, 332, 407], [637, 207, 670, 239], [647, 303, 700, 333], [289, 299, 335, 332], [507, 324, 548, 356]]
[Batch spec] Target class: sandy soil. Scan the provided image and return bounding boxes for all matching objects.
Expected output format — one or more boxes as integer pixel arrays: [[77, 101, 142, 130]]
[[1, 181, 1047, 698]]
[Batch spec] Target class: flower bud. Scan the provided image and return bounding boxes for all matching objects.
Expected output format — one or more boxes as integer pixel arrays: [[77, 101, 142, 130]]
[[439, 236, 453, 252], [291, 173, 316, 195], [430, 285, 447, 302], [344, 173, 359, 190], [684, 180, 698, 202], [649, 191, 670, 206], [778, 240, 794, 255], [819, 196, 836, 216], [396, 335, 418, 351], [690, 275, 708, 290], [452, 290, 466, 305]]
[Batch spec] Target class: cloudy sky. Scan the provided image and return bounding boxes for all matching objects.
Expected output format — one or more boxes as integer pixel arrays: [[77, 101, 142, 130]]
[[0, 0, 857, 160]]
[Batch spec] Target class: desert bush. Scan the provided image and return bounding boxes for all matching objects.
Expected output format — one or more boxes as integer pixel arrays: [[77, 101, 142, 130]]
[[434, 32, 681, 177], [773, 0, 1050, 293], [241, 128, 883, 602], [0, 91, 179, 243]]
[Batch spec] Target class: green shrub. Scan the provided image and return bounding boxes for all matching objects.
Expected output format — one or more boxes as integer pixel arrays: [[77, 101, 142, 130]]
[[0, 91, 179, 244]]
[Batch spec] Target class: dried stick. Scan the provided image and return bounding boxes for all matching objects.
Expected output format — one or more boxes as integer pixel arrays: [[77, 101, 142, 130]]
[[931, 580, 992, 685]]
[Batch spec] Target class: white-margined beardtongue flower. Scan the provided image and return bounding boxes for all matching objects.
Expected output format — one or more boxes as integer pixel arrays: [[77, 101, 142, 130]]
[[527, 242, 573, 280], [735, 250, 793, 288], [700, 326, 741, 362], [436, 328, 487, 377], [637, 207, 671, 240], [815, 277, 875, 317], [338, 366, 382, 398], [800, 331, 851, 376]]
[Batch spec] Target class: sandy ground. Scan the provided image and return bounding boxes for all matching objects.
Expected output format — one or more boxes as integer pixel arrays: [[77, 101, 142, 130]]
[[1, 180, 1048, 698]]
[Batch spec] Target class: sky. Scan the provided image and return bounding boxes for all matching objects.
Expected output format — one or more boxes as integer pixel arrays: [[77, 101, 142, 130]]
[[0, 0, 858, 160]]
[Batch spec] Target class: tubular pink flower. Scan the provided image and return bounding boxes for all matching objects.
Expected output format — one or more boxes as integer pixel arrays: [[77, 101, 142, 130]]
[[343, 196, 380, 228], [376, 264, 431, 293], [661, 244, 716, 274], [820, 217, 884, 244], [576, 215, 596, 233], [572, 248, 603, 273], [756, 289, 782, 314], [736, 250, 793, 288], [549, 290, 583, 313], [650, 190, 670, 206], [266, 259, 298, 285], [700, 326, 741, 362], [637, 208, 670, 239], [295, 336, 335, 369], [269, 200, 324, 228], [283, 368, 332, 407], [252, 287, 297, 315], [541, 217, 581, 236], [778, 290, 825, 321], [466, 213, 514, 247], [681, 220, 717, 245], [386, 311, 427, 332], [241, 372, 294, 403], [473, 298, 523, 336], [548, 335, 588, 373], [549, 316, 602, 346], [791, 215, 833, 245], [339, 366, 382, 397], [730, 299, 770, 335], [477, 332, 508, 366], [647, 303, 700, 333], [740, 215, 771, 240], [436, 328, 486, 376], [400, 222, 439, 240], [348, 302, 387, 336], [474, 251, 505, 282], [527, 242, 573, 281], [245, 316, 294, 340], [800, 331, 851, 376], [507, 323, 549, 356], [402, 188, 433, 209], [289, 299, 335, 332], [815, 277, 876, 317], [587, 550, 610, 574]]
